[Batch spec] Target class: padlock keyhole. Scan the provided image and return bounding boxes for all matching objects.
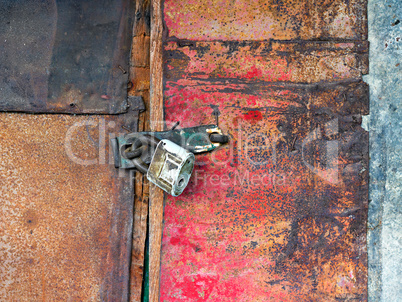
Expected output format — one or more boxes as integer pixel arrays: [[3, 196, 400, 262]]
[[178, 177, 185, 188]]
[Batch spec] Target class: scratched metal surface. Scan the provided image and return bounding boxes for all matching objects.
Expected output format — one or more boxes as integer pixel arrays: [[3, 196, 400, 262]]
[[160, 0, 369, 301], [0, 114, 133, 301], [0, 0, 134, 114]]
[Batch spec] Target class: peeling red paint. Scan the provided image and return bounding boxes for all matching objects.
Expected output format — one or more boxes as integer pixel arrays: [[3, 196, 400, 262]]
[[160, 0, 368, 301], [164, 41, 367, 84], [161, 78, 368, 300], [243, 110, 263, 122]]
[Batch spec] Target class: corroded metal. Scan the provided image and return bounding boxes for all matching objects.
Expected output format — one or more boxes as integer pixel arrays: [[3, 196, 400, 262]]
[[0, 0, 134, 114], [164, 0, 367, 41], [165, 41, 369, 83], [0, 114, 133, 300], [160, 0, 369, 300]]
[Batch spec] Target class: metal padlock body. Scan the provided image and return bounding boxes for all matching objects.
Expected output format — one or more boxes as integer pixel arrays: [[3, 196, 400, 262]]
[[147, 139, 195, 196]]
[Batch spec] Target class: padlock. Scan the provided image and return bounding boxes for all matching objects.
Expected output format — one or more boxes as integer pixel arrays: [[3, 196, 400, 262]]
[[112, 124, 229, 196], [147, 139, 195, 196]]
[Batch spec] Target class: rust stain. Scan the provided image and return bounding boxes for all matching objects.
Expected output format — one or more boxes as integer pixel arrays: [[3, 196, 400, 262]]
[[0, 114, 133, 301], [160, 78, 368, 302], [164, 0, 367, 41], [160, 0, 368, 301], [165, 41, 368, 83]]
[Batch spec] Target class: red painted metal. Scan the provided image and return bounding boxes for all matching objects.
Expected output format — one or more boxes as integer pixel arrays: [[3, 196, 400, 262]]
[[160, 0, 368, 301]]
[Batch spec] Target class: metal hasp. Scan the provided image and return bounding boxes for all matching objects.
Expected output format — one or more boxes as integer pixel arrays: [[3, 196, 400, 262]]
[[112, 125, 229, 196]]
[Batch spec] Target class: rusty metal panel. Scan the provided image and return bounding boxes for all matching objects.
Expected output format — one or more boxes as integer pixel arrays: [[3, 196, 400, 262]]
[[164, 0, 367, 41], [165, 41, 369, 83], [160, 81, 369, 301], [0, 113, 133, 300], [159, 0, 369, 300], [0, 0, 134, 114]]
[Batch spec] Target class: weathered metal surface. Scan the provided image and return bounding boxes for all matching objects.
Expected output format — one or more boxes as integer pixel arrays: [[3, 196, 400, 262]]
[[164, 79, 369, 121], [160, 82, 369, 301], [159, 0, 369, 300], [165, 41, 369, 83], [164, 0, 367, 41], [0, 113, 133, 300], [0, 0, 134, 114]]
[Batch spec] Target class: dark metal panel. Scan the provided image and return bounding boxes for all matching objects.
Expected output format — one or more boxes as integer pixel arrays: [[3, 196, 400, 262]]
[[0, 0, 134, 114], [0, 113, 134, 300]]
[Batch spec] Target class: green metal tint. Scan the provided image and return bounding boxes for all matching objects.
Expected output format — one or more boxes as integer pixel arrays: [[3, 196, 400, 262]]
[[142, 241, 149, 302]]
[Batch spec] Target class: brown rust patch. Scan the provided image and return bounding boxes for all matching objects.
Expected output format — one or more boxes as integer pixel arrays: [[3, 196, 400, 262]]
[[0, 113, 133, 301], [164, 41, 369, 83], [22, 209, 40, 230], [164, 0, 367, 41]]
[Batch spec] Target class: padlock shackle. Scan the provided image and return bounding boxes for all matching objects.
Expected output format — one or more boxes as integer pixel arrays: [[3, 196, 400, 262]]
[[131, 157, 149, 174], [124, 145, 147, 159], [121, 134, 161, 173]]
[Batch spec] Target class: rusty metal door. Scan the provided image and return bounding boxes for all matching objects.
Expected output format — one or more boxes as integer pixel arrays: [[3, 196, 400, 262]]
[[0, 0, 370, 301], [158, 0, 369, 301]]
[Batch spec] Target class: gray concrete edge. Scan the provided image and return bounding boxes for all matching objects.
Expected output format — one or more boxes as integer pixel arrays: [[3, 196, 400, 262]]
[[364, 0, 402, 301]]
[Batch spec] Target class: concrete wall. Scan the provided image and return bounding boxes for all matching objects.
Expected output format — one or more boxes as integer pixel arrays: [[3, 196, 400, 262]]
[[365, 0, 402, 301]]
